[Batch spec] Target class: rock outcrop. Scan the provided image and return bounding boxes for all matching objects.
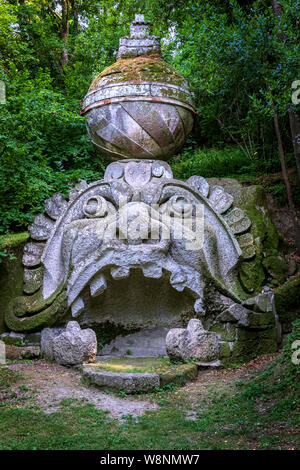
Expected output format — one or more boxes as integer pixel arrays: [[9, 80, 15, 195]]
[[41, 321, 97, 366], [166, 319, 220, 362]]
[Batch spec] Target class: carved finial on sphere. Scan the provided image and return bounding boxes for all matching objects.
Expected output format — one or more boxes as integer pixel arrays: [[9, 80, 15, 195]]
[[81, 14, 196, 161]]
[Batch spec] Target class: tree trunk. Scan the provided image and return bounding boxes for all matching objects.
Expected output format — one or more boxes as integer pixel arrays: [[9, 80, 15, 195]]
[[273, 114, 295, 211], [271, 0, 300, 254], [60, 0, 69, 70], [289, 111, 300, 182], [71, 0, 79, 38]]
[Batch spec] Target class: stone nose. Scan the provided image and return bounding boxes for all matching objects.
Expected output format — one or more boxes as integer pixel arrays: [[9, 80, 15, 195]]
[[118, 202, 152, 242]]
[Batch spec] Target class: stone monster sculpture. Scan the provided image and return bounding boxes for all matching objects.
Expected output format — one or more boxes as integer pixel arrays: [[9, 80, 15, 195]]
[[5, 15, 279, 363]]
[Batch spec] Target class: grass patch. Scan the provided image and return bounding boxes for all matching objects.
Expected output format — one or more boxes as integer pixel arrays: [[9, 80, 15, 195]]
[[0, 352, 298, 449], [0, 366, 22, 390], [0, 325, 298, 450], [169, 146, 252, 180], [88, 357, 188, 374]]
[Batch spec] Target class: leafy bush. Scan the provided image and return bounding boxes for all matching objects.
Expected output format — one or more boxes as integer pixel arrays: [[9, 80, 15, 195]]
[[170, 146, 252, 180], [0, 69, 106, 233]]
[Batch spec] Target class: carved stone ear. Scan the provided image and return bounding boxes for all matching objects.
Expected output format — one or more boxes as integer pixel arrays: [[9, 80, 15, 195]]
[[186, 175, 209, 198], [208, 185, 233, 214], [223, 207, 251, 234], [237, 233, 256, 260], [68, 180, 89, 202], [44, 193, 68, 220], [29, 214, 55, 241]]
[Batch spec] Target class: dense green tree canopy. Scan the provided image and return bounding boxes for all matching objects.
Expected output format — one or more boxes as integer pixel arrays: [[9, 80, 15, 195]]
[[0, 0, 299, 232]]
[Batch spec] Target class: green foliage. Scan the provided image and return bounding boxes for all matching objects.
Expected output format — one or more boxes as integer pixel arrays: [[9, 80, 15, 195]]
[[281, 319, 300, 386], [170, 146, 251, 180], [169, 0, 299, 160], [0, 0, 299, 233], [0, 350, 298, 449]]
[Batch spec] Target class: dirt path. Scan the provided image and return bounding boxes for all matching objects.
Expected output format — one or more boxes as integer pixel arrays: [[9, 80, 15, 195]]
[[3, 354, 278, 422], [5, 360, 157, 420]]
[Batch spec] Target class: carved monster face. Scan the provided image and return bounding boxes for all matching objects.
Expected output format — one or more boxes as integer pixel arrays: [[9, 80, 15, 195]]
[[6, 160, 256, 332]]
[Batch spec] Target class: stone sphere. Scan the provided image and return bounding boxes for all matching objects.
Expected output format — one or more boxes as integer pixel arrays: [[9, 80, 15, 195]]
[[81, 56, 196, 161]]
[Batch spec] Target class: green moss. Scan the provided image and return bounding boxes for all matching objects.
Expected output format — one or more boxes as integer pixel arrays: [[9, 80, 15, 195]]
[[205, 179, 286, 296], [0, 232, 29, 249], [237, 325, 276, 342], [274, 277, 300, 333], [238, 259, 265, 295], [86, 357, 197, 388], [262, 255, 288, 283], [219, 342, 231, 358], [247, 312, 275, 330], [0, 239, 27, 334], [274, 277, 300, 314], [91, 322, 141, 350], [5, 286, 67, 332], [232, 334, 277, 360], [89, 56, 187, 90], [210, 323, 236, 341]]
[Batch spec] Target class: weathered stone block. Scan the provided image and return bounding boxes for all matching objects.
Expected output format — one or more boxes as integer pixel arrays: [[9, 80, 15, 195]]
[[247, 312, 275, 330], [52, 321, 97, 366], [82, 367, 160, 394], [166, 319, 220, 362]]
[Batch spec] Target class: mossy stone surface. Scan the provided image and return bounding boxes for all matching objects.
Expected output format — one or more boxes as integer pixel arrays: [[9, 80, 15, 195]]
[[89, 56, 187, 91], [219, 342, 231, 358], [262, 255, 289, 284], [207, 179, 287, 295], [274, 277, 300, 333], [87, 356, 197, 390], [210, 323, 236, 342], [231, 336, 277, 360], [0, 233, 29, 334]]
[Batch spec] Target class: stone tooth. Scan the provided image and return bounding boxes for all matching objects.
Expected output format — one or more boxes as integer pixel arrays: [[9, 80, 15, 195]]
[[71, 297, 85, 318], [111, 266, 130, 280], [223, 208, 251, 234], [142, 264, 163, 279], [237, 233, 256, 259], [90, 273, 107, 297], [194, 298, 205, 314], [186, 175, 209, 198], [170, 271, 186, 291]]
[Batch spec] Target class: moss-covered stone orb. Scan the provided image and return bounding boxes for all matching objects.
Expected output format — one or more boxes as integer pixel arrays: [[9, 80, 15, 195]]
[[81, 18, 195, 161]]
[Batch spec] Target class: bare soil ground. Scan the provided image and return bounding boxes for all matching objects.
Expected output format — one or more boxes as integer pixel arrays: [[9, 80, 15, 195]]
[[4, 360, 157, 419], [3, 354, 277, 420]]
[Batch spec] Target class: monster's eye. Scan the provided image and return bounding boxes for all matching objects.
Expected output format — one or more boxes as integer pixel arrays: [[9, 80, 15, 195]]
[[83, 196, 108, 218], [168, 195, 193, 217]]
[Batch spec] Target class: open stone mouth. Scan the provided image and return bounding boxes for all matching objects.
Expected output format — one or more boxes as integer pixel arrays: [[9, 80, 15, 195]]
[[68, 245, 204, 319]]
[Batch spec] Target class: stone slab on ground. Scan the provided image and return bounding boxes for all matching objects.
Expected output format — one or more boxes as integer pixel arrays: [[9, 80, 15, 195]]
[[82, 367, 160, 394], [82, 356, 198, 393]]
